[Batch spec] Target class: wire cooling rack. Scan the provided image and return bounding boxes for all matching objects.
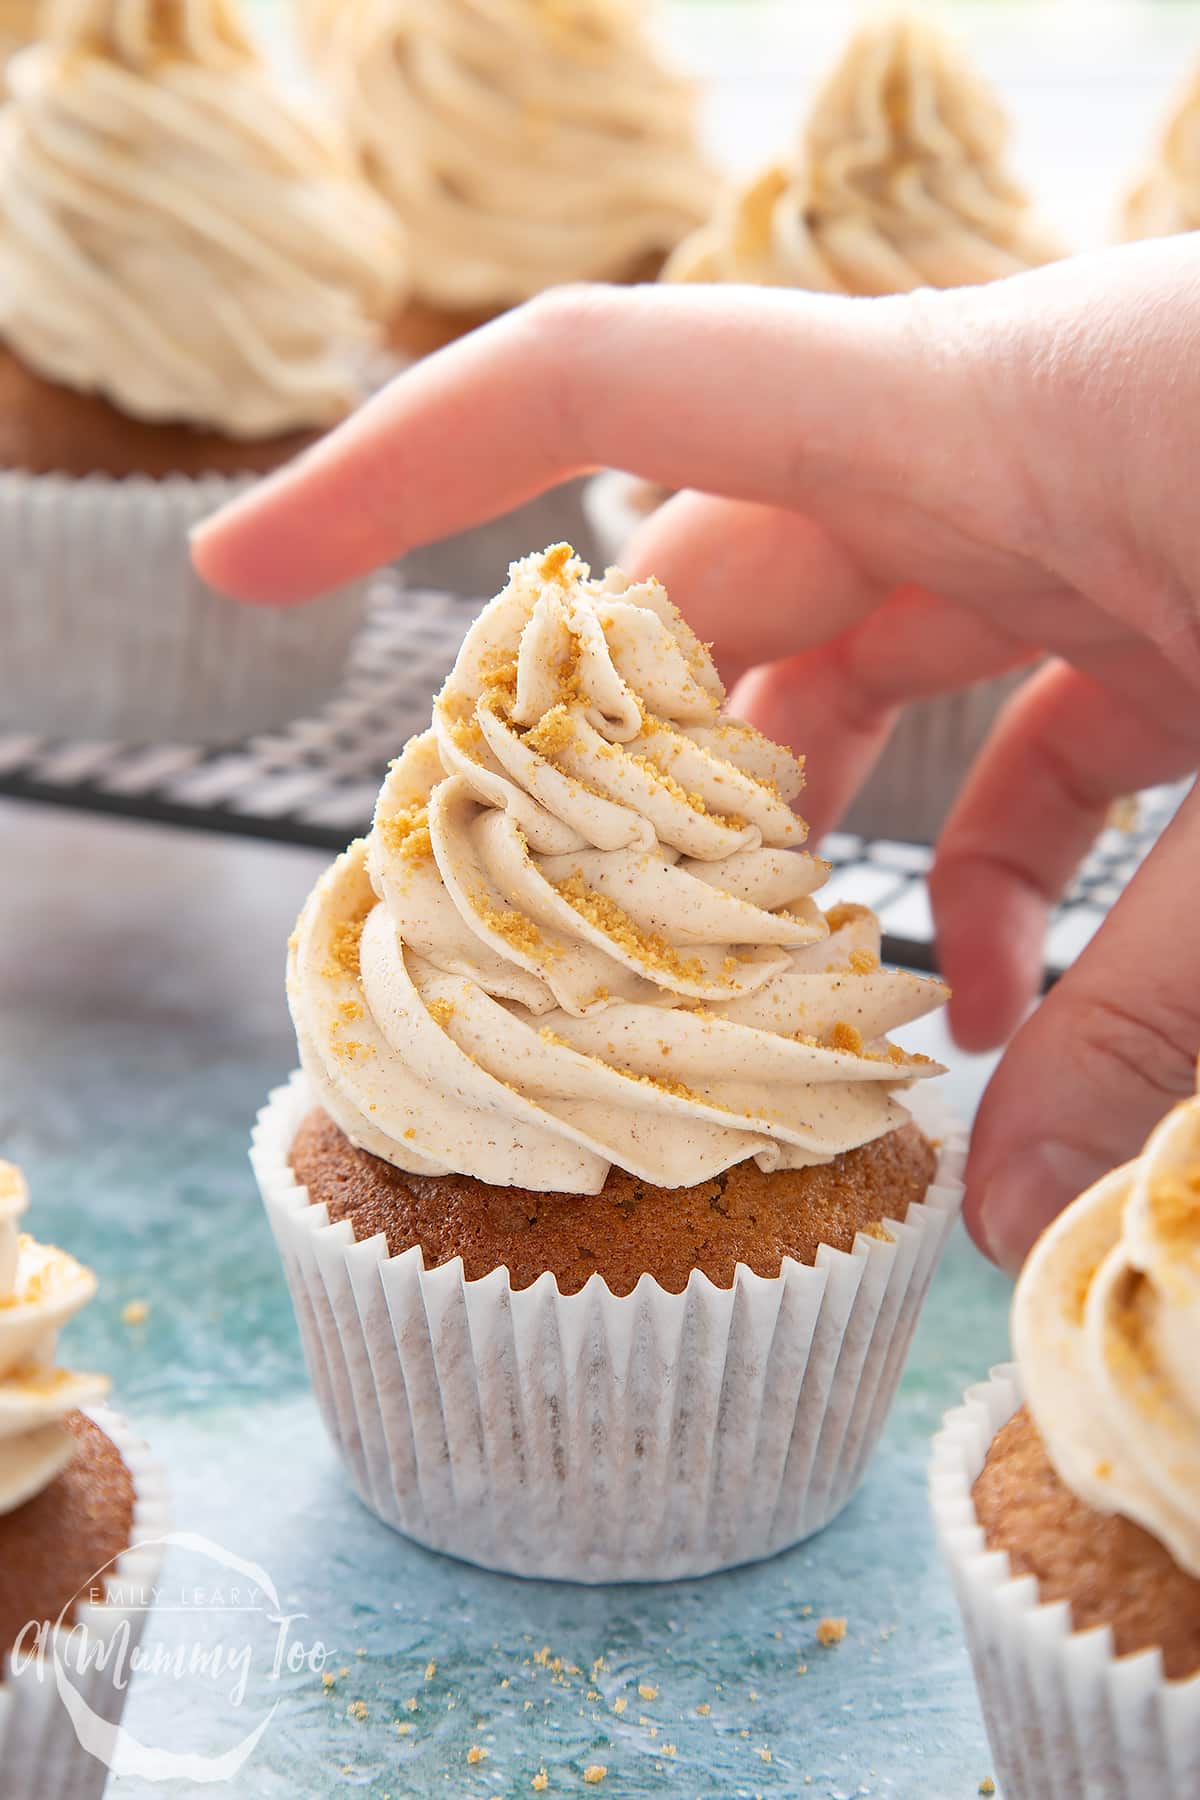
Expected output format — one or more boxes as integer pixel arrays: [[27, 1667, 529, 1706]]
[[0, 580, 1189, 980]]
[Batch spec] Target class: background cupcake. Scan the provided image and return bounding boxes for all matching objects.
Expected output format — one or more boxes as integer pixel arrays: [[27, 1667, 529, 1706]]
[[303, 0, 716, 356], [0, 1162, 168, 1799], [590, 8, 1064, 845], [0, 0, 407, 742], [254, 545, 964, 1581], [1122, 60, 1200, 241], [932, 1072, 1200, 1800]]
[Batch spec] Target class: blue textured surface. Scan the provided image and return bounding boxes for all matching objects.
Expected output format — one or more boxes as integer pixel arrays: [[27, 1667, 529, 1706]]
[[1, 803, 1013, 1799]]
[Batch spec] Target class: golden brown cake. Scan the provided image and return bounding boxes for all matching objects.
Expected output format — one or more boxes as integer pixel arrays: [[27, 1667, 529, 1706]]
[[0, 1412, 135, 1660], [974, 1405, 1200, 1680], [292, 1108, 936, 1294], [0, 349, 323, 481]]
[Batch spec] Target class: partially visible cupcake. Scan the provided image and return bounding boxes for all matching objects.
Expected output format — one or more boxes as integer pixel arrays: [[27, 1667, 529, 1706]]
[[598, 9, 1062, 844], [665, 8, 1062, 291], [253, 544, 965, 1582], [0, 1162, 168, 1797], [932, 1070, 1200, 1800], [1122, 63, 1200, 241], [303, 0, 716, 356], [0, 0, 407, 742]]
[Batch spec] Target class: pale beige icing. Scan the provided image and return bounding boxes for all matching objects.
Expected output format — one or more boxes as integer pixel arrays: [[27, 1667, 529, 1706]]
[[0, 0, 407, 437], [0, 1162, 108, 1516], [665, 10, 1060, 294], [1123, 68, 1200, 240], [289, 548, 948, 1193], [306, 0, 715, 310], [1013, 1070, 1200, 1578]]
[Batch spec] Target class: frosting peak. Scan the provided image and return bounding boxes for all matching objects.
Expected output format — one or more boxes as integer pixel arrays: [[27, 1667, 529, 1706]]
[[289, 549, 948, 1193], [0, 0, 407, 437], [1014, 1069, 1200, 1578], [665, 10, 1061, 293], [0, 1162, 108, 1516], [307, 0, 715, 310]]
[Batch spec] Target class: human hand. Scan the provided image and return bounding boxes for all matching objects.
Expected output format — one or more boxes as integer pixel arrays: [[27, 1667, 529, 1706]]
[[193, 239, 1200, 1273]]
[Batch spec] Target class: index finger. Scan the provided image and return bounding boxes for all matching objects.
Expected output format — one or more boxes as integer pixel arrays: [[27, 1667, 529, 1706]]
[[192, 281, 959, 605]]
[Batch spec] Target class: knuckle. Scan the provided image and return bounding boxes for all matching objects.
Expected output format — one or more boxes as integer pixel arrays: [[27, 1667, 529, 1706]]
[[1054, 985, 1198, 1109]]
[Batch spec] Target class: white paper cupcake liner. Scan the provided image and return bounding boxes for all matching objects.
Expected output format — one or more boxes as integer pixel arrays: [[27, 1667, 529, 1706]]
[[931, 1365, 1200, 1799], [252, 1071, 964, 1582], [0, 1405, 170, 1800], [583, 468, 1029, 846], [0, 468, 370, 744]]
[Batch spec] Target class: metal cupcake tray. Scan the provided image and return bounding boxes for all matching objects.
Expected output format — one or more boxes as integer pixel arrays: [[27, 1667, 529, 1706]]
[[0, 577, 1188, 983]]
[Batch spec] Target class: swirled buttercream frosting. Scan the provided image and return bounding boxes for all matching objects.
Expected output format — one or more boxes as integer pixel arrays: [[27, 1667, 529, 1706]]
[[304, 0, 715, 310], [665, 11, 1060, 293], [1123, 67, 1200, 240], [1013, 1068, 1200, 1578], [0, 1162, 108, 1516], [0, 0, 407, 437], [288, 548, 948, 1193]]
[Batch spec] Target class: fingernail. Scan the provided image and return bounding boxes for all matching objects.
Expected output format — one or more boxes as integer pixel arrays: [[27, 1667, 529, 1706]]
[[975, 1141, 1109, 1276]]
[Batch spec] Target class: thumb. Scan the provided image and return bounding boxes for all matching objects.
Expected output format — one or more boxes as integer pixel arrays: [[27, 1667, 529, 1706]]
[[965, 783, 1200, 1273]]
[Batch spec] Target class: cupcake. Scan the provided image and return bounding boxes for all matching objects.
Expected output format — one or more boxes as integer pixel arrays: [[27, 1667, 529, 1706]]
[[303, 0, 716, 356], [1122, 64, 1200, 241], [0, 0, 407, 743], [664, 9, 1061, 292], [252, 544, 964, 1582], [606, 8, 1062, 845], [0, 1162, 168, 1798], [932, 1071, 1200, 1800]]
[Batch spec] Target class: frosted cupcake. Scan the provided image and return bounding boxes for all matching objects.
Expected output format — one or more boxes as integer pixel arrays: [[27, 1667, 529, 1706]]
[[253, 545, 965, 1581], [303, 0, 715, 356], [0, 0, 406, 741], [0, 1163, 168, 1798], [665, 9, 1061, 292], [1122, 64, 1200, 241], [932, 1071, 1200, 1800]]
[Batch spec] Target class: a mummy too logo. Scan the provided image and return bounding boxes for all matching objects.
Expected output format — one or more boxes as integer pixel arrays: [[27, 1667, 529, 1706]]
[[12, 1533, 332, 1782]]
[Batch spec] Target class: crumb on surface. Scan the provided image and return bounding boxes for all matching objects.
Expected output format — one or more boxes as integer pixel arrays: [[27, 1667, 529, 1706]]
[[583, 1769, 607, 1786], [979, 1781, 996, 1796], [467, 1745, 487, 1765], [121, 1298, 150, 1327], [816, 1617, 847, 1647], [531, 1771, 549, 1792], [322, 1671, 336, 1691], [425, 1660, 437, 1681], [347, 1701, 368, 1721], [395, 1722, 414, 1735], [696, 1702, 711, 1715], [611, 1697, 627, 1715], [637, 1682, 658, 1702]]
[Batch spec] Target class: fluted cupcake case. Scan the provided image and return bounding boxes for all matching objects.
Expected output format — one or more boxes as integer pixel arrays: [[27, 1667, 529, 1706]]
[[931, 1365, 1200, 1800], [0, 470, 370, 744], [253, 1071, 964, 1582], [0, 1406, 169, 1800]]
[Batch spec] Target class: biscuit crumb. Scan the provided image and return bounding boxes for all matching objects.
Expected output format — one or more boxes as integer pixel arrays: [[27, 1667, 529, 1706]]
[[612, 1697, 627, 1715], [979, 1782, 996, 1796], [759, 1746, 772, 1763], [347, 1701, 368, 1721], [816, 1617, 846, 1647], [583, 1769, 607, 1786], [637, 1683, 658, 1702], [405, 1697, 419, 1712], [467, 1746, 487, 1765], [121, 1299, 150, 1327], [395, 1723, 414, 1735], [425, 1660, 437, 1681], [322, 1671, 336, 1691], [696, 1703, 711, 1716], [532, 1772, 549, 1792]]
